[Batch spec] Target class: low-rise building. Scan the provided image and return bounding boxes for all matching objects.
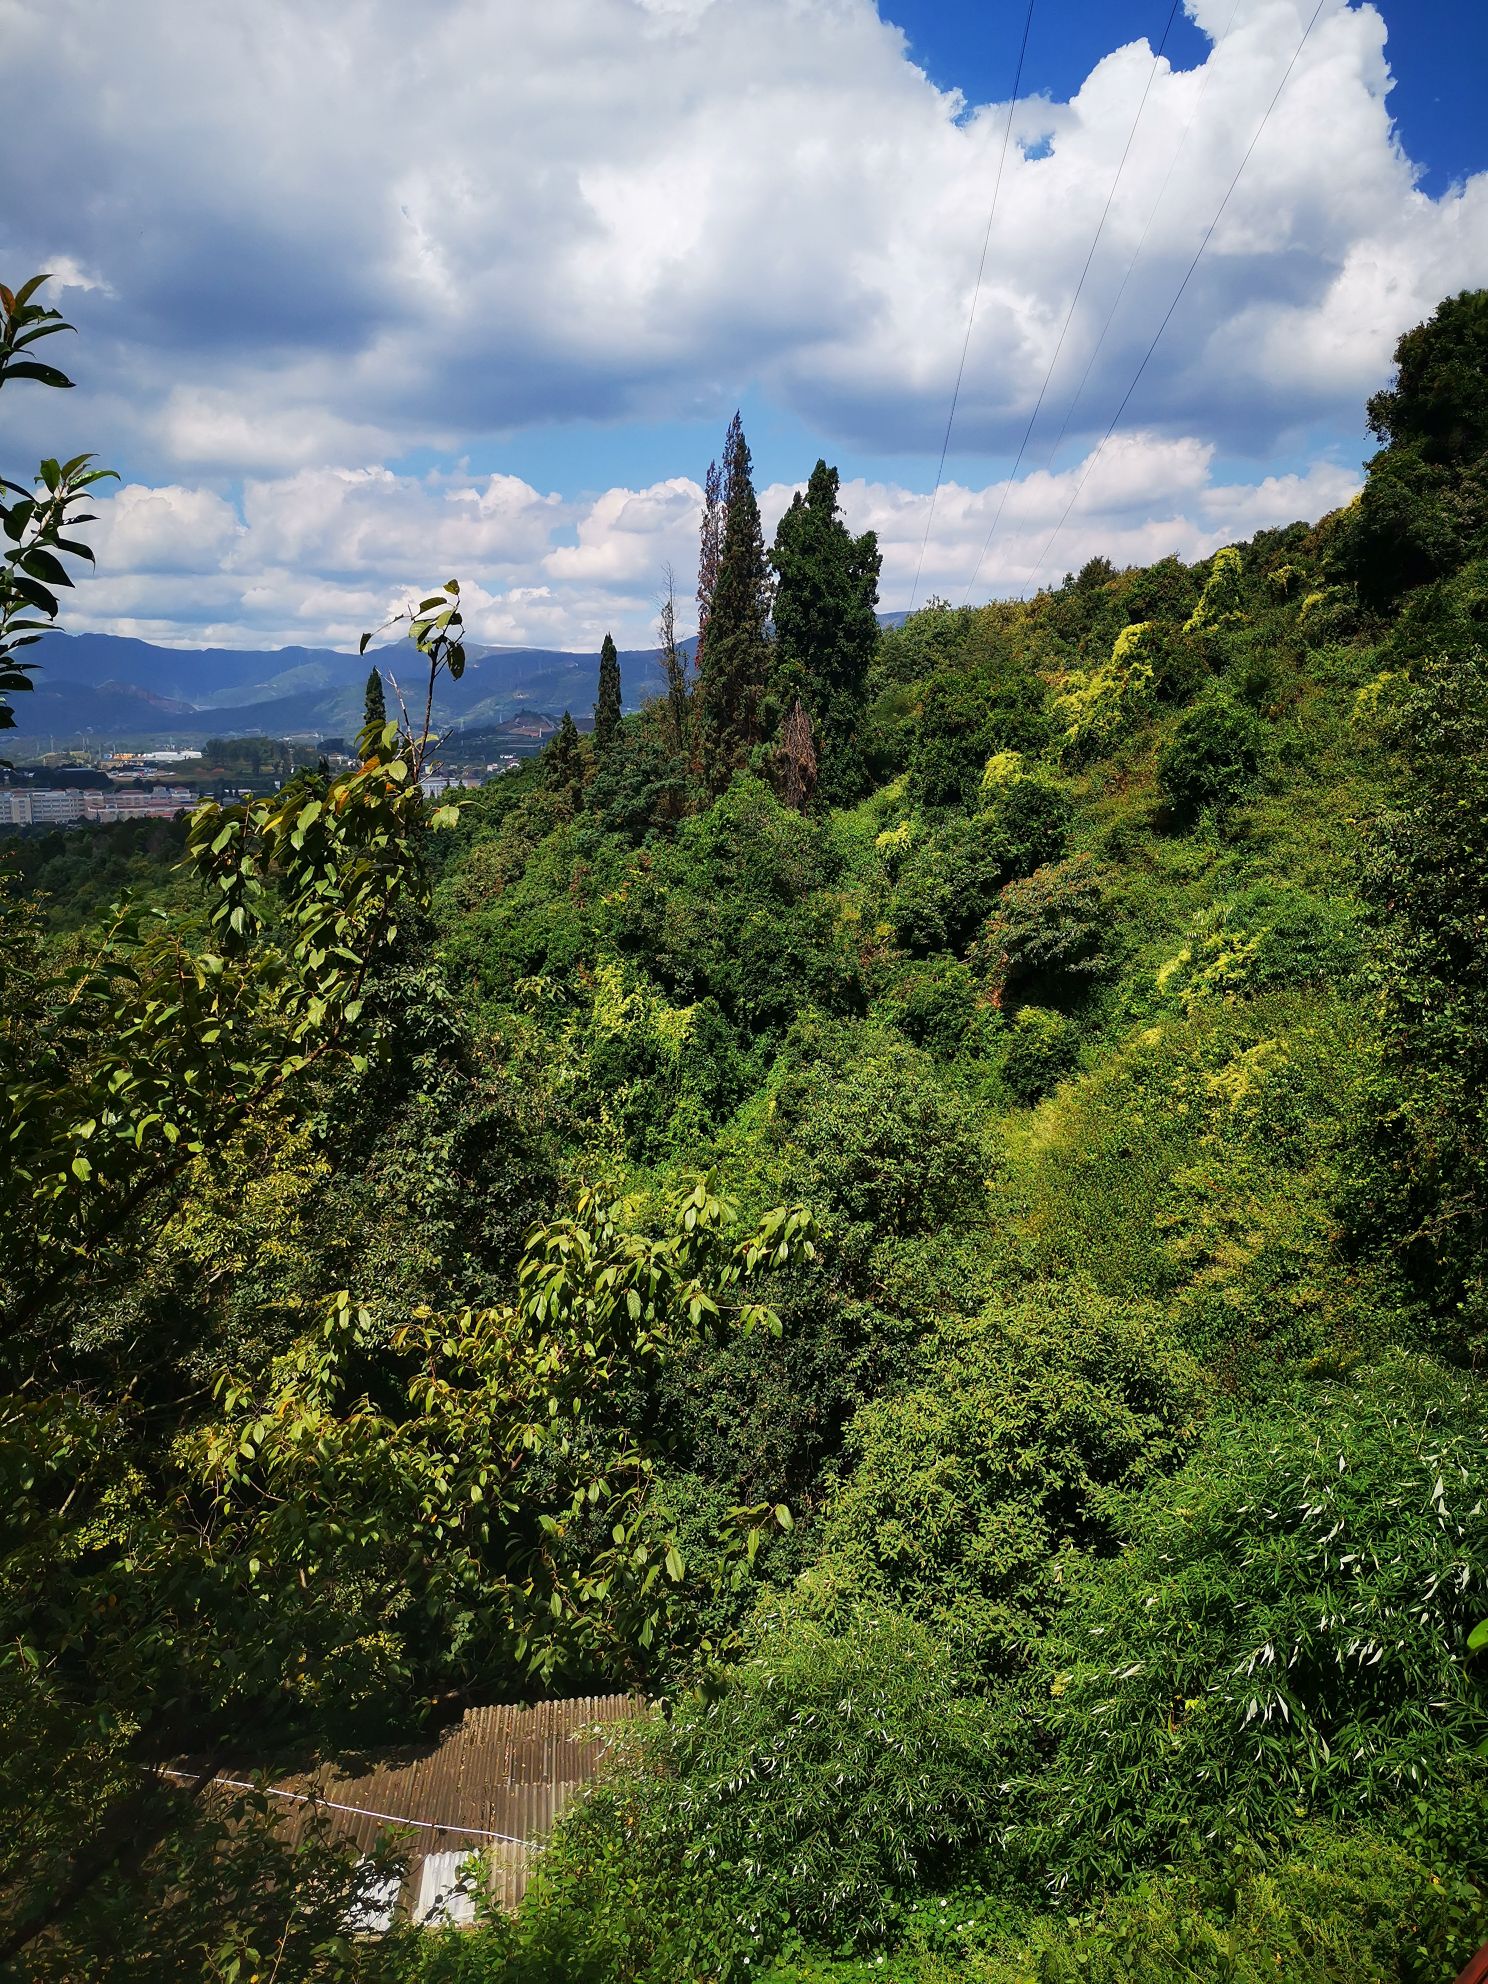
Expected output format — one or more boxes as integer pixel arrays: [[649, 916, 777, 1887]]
[[173, 1695, 642, 1929], [84, 786, 195, 822], [0, 787, 86, 826], [0, 785, 195, 829]]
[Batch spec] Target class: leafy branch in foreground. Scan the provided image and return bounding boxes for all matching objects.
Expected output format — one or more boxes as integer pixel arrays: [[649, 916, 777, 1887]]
[[0, 274, 115, 733], [1, 718, 441, 1352], [1, 491, 819, 1960]]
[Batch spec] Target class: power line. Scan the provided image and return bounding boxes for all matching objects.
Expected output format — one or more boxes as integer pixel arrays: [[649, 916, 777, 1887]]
[[1020, 0, 1329, 600], [159, 1767, 536, 1847], [961, 0, 1183, 605], [1027, 0, 1244, 497], [906, 0, 1036, 616]]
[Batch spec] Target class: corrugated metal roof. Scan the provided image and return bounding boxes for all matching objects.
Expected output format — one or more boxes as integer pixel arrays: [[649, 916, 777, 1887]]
[[173, 1695, 644, 1919]]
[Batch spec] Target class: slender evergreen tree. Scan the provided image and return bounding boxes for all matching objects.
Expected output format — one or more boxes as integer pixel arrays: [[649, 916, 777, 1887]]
[[594, 633, 622, 756], [695, 449, 726, 678], [543, 709, 584, 807], [658, 572, 691, 764], [362, 665, 387, 739], [698, 414, 772, 793], [770, 459, 880, 801]]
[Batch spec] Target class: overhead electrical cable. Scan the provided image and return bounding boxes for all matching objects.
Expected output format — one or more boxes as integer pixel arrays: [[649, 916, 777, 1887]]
[[961, 0, 1183, 606], [1027, 0, 1244, 498], [1020, 0, 1329, 599], [906, 0, 1036, 615]]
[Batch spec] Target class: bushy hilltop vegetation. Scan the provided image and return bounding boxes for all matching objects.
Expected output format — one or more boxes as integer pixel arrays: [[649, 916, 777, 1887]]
[[3, 284, 1488, 1982]]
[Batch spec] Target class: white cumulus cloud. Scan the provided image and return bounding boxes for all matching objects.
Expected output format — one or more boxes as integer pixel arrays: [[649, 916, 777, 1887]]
[[1, 0, 1481, 651]]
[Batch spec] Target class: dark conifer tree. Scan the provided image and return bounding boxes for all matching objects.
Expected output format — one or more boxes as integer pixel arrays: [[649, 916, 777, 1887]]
[[695, 450, 726, 677], [658, 574, 691, 764], [698, 414, 772, 793], [362, 666, 387, 741], [543, 710, 584, 808], [769, 459, 881, 801], [594, 633, 622, 756]]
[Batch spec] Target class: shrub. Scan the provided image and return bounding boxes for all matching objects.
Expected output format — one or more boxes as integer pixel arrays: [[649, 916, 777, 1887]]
[[908, 654, 1050, 809], [1154, 886, 1362, 1014], [856, 681, 919, 785], [886, 956, 991, 1061], [981, 773, 1071, 878], [512, 1609, 1005, 1978], [1000, 1003, 1079, 1102], [1023, 1353, 1488, 1894], [1156, 692, 1266, 820], [872, 599, 971, 688], [1049, 623, 1154, 764], [976, 856, 1110, 1006], [809, 1286, 1206, 1677], [1184, 544, 1248, 633], [1361, 650, 1488, 1340], [771, 1029, 988, 1261], [1121, 552, 1200, 626], [891, 814, 1015, 956], [977, 1828, 1488, 1984], [612, 778, 860, 1034], [582, 965, 750, 1161]]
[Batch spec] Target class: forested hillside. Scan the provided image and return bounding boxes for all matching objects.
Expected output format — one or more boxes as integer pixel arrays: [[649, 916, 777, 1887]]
[[4, 283, 1488, 1983]]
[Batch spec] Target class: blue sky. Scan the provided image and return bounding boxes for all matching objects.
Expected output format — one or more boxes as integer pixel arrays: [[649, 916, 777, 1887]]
[[5, 0, 1487, 651], [456, 0, 1488, 500], [888, 0, 1488, 198]]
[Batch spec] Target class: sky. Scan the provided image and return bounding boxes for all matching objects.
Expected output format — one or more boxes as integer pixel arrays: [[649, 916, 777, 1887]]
[[4, 0, 1487, 654]]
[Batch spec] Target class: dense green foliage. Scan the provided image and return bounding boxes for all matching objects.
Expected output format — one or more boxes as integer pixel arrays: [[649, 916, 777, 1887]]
[[770, 459, 882, 802], [8, 289, 1488, 1983]]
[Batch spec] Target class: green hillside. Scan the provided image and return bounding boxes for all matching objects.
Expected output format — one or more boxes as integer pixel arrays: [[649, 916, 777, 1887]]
[[5, 290, 1488, 1982]]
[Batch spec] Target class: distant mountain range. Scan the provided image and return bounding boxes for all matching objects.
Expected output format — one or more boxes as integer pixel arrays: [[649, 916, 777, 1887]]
[[14, 632, 680, 750], [15, 617, 910, 753]]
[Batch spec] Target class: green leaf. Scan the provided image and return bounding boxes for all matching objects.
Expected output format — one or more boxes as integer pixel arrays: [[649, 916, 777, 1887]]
[[3, 360, 73, 389], [20, 546, 73, 588], [1469, 1619, 1488, 1654]]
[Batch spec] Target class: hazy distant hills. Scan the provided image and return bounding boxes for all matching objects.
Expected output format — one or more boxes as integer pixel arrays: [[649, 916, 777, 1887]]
[[17, 632, 678, 749], [17, 618, 910, 752]]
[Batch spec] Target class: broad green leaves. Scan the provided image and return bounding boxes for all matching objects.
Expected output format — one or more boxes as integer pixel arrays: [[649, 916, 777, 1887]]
[[199, 1183, 816, 1688], [0, 276, 115, 733]]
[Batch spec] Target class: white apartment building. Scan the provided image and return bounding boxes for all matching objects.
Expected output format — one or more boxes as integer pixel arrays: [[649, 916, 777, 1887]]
[[0, 786, 194, 828], [0, 788, 86, 826]]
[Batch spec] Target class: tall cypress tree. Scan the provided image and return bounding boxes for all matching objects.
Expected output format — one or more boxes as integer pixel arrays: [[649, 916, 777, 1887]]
[[658, 576, 691, 764], [362, 666, 387, 744], [698, 414, 772, 793], [594, 633, 622, 755], [695, 449, 726, 678], [769, 459, 880, 801]]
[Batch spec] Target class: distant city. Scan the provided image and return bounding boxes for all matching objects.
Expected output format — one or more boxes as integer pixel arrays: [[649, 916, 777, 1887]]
[[0, 719, 586, 833]]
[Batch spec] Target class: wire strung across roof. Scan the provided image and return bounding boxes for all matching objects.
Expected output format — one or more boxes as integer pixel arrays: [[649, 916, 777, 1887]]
[[159, 1766, 536, 1847]]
